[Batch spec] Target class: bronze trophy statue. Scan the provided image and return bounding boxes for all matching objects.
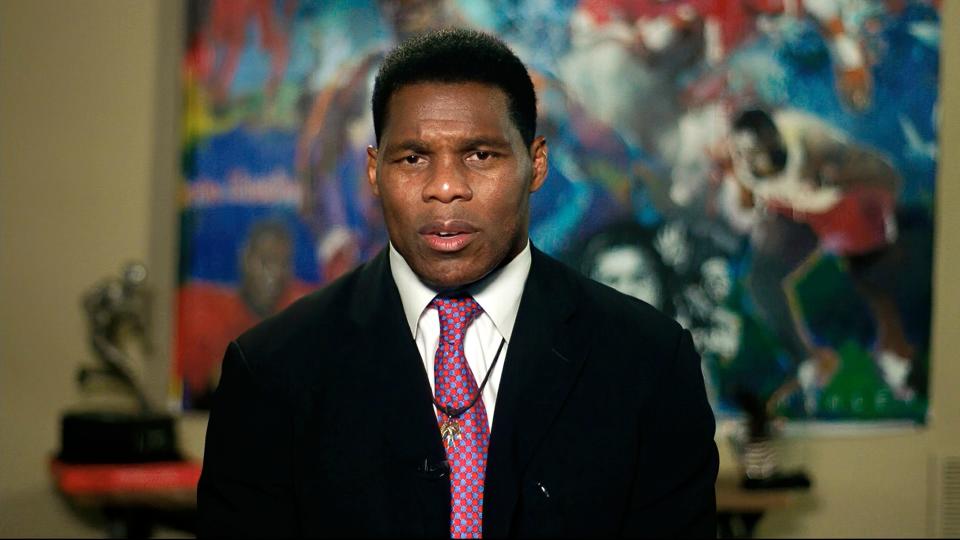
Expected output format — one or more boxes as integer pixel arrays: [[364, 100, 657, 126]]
[[57, 262, 180, 464]]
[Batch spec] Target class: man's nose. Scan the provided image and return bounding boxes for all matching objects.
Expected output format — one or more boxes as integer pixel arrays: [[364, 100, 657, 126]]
[[422, 155, 473, 203]]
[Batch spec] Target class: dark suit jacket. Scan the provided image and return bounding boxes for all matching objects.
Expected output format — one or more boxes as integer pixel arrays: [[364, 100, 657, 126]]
[[198, 246, 718, 538]]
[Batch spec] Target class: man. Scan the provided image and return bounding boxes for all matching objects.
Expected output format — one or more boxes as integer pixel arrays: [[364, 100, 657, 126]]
[[199, 29, 717, 538], [177, 220, 313, 409], [722, 108, 914, 410]]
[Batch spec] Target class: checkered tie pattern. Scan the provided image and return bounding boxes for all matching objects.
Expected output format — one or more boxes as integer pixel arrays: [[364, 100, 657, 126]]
[[431, 295, 489, 539]]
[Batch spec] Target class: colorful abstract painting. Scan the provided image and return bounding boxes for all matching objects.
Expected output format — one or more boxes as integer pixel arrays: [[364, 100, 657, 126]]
[[176, 0, 940, 425]]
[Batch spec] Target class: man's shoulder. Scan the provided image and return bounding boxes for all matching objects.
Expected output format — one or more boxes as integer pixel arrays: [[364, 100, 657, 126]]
[[232, 262, 368, 373], [536, 250, 682, 340], [178, 281, 245, 311], [177, 282, 252, 327], [536, 251, 691, 391]]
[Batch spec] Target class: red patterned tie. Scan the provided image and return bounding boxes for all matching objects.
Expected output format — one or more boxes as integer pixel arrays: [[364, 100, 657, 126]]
[[431, 295, 488, 539]]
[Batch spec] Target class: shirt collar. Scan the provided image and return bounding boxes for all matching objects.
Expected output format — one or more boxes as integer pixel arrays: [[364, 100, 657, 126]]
[[389, 240, 532, 343]]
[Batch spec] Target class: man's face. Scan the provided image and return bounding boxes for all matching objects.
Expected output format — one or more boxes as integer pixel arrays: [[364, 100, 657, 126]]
[[700, 257, 731, 302], [730, 130, 775, 179], [591, 245, 663, 309], [367, 82, 547, 290], [241, 231, 293, 315]]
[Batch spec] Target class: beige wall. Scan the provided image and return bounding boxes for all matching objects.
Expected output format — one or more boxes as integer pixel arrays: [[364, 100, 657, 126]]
[[0, 0, 956, 537], [0, 0, 181, 536]]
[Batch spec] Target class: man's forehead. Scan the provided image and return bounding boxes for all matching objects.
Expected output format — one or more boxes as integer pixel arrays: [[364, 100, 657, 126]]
[[382, 82, 514, 137], [390, 81, 509, 113]]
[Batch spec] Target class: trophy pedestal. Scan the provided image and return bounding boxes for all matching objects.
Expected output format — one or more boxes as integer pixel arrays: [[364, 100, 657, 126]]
[[58, 410, 180, 464]]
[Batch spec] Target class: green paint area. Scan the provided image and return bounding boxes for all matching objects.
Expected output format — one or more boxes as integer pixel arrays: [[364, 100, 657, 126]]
[[816, 340, 926, 422]]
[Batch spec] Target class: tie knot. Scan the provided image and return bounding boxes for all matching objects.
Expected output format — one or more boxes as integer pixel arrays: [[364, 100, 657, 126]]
[[431, 295, 482, 343]]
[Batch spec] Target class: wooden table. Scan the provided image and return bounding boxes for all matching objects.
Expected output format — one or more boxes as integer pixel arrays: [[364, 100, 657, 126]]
[[716, 474, 806, 538]]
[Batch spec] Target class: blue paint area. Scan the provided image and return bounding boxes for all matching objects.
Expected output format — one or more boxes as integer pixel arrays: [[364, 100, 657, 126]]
[[730, 7, 939, 205], [180, 206, 318, 285], [183, 126, 316, 284], [188, 127, 297, 182]]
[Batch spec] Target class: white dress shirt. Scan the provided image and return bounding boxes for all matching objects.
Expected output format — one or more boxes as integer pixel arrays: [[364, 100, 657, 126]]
[[389, 241, 532, 429]]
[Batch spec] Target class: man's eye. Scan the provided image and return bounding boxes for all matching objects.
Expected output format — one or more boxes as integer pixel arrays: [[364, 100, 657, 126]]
[[467, 151, 493, 161], [403, 155, 423, 165]]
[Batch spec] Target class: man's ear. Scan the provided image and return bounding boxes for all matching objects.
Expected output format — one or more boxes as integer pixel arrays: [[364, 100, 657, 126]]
[[366, 145, 380, 196], [529, 136, 548, 193]]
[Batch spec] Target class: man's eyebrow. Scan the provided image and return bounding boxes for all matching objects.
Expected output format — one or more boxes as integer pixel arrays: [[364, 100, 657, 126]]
[[383, 137, 514, 154], [458, 137, 512, 151], [383, 139, 431, 154]]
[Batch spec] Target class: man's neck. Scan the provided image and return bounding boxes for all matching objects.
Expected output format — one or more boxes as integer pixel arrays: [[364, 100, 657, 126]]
[[388, 240, 533, 341]]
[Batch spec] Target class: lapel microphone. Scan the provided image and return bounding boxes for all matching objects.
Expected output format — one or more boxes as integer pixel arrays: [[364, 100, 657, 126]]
[[417, 457, 450, 480]]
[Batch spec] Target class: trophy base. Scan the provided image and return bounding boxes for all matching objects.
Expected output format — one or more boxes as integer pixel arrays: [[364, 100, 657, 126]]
[[741, 470, 812, 490], [58, 411, 180, 464]]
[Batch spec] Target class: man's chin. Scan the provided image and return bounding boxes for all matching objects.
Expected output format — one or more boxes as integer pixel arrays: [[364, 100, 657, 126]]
[[412, 261, 488, 292], [419, 272, 484, 292]]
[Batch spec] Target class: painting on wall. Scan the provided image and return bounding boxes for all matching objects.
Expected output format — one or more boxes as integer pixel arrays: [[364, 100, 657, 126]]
[[175, 0, 940, 425]]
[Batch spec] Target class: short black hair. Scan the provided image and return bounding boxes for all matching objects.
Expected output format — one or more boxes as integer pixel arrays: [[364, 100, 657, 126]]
[[578, 221, 666, 279], [732, 109, 788, 175], [372, 28, 537, 147]]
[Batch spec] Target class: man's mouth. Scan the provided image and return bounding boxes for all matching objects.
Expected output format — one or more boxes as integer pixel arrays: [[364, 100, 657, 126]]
[[419, 221, 477, 253]]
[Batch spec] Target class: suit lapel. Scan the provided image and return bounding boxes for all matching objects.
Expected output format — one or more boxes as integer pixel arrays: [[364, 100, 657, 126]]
[[483, 247, 592, 538], [344, 249, 451, 536], [347, 250, 444, 458]]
